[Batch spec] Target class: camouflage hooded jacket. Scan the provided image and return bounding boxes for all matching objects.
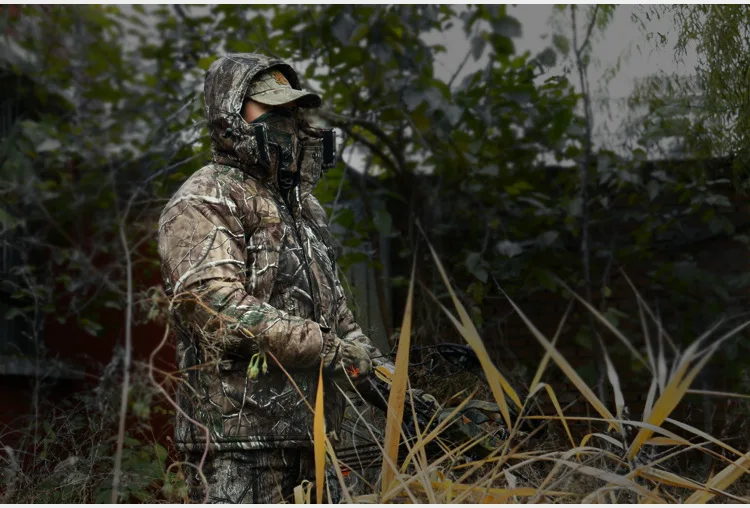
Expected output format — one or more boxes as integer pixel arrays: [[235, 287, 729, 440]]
[[158, 54, 383, 452]]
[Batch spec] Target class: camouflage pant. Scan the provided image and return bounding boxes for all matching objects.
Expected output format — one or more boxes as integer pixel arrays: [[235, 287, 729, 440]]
[[185, 449, 340, 504]]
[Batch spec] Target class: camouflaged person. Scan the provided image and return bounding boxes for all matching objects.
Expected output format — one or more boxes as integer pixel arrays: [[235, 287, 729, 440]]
[[158, 53, 388, 504]]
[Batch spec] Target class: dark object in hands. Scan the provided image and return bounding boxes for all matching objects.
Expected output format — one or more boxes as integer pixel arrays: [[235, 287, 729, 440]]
[[321, 129, 337, 169], [357, 365, 511, 461]]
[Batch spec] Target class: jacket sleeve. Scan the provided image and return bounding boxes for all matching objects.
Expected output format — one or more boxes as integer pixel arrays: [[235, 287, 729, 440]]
[[158, 189, 326, 368]]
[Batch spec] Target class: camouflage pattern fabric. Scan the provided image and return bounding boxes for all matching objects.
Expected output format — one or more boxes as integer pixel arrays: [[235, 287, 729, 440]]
[[158, 53, 385, 454], [245, 68, 322, 108], [185, 449, 340, 504]]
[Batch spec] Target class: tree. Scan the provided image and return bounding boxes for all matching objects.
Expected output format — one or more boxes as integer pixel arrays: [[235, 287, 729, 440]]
[[3, 4, 750, 500], [631, 5, 750, 177]]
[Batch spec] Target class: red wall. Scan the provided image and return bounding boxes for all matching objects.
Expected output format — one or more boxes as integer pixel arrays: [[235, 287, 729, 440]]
[[0, 241, 176, 449]]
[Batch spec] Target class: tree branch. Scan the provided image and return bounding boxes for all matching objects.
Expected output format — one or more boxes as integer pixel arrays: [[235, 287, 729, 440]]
[[572, 4, 607, 404], [317, 109, 406, 174], [447, 24, 480, 89], [337, 123, 402, 176], [110, 186, 134, 504], [576, 4, 600, 57]]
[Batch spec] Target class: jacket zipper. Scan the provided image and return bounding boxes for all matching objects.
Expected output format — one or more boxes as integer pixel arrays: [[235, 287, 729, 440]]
[[280, 188, 323, 326]]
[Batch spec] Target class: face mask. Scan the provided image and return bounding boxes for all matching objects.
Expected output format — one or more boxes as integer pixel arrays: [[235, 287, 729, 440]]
[[252, 109, 300, 195]]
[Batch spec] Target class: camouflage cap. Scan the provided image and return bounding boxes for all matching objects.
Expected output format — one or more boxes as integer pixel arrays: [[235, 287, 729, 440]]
[[246, 68, 322, 108]]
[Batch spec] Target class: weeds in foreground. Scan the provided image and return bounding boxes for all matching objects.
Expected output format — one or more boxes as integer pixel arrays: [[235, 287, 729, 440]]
[[307, 239, 750, 503], [0, 358, 183, 503], [2, 238, 750, 503]]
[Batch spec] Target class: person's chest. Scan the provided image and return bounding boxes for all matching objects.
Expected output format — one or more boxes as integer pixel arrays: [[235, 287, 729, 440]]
[[242, 190, 338, 327]]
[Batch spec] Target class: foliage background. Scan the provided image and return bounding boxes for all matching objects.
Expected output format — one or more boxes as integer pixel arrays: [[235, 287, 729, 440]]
[[1, 3, 750, 502]]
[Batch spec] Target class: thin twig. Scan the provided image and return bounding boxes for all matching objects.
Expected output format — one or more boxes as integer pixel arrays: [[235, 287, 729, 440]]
[[147, 315, 211, 503], [579, 5, 601, 56], [110, 186, 134, 504], [572, 5, 608, 403], [447, 23, 480, 89]]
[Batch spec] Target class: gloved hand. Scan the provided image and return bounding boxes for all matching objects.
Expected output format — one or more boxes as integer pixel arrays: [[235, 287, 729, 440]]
[[321, 335, 372, 384]]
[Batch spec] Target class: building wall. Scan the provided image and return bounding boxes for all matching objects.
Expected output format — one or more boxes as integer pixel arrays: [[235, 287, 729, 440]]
[[0, 240, 175, 444], [330, 196, 393, 355]]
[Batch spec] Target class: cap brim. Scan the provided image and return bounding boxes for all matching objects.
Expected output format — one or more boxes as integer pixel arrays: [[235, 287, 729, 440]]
[[249, 88, 322, 108]]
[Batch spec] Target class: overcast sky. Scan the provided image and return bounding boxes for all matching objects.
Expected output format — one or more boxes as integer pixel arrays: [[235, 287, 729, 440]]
[[63, 5, 699, 168], [427, 4, 699, 157]]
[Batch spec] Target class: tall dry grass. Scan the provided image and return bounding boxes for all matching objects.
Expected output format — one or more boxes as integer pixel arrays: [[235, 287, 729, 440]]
[[308, 240, 750, 503]]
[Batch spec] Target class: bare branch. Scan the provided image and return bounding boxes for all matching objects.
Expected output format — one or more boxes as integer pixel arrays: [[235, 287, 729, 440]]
[[110, 170, 134, 504], [576, 4, 601, 57], [317, 109, 406, 174], [337, 123, 402, 176], [572, 4, 607, 403], [448, 23, 481, 89]]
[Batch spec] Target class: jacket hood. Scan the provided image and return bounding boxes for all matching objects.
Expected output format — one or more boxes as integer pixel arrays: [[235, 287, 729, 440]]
[[204, 54, 299, 178], [203, 53, 329, 200]]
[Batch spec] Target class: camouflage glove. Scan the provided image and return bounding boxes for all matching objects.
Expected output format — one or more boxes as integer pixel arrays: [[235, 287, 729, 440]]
[[321, 335, 371, 385]]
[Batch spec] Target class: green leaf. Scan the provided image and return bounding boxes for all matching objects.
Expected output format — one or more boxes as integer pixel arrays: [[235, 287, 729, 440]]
[[505, 180, 534, 196], [350, 23, 370, 43], [95, 489, 113, 504], [574, 330, 593, 350], [4, 307, 24, 320], [410, 106, 431, 131], [705, 194, 731, 208], [647, 180, 660, 201], [197, 55, 216, 70], [373, 208, 392, 236], [495, 240, 524, 258], [333, 208, 356, 229], [471, 34, 487, 61], [80, 318, 104, 336], [492, 16, 522, 38], [552, 34, 570, 56], [380, 107, 404, 123], [124, 436, 140, 447], [535, 230, 559, 248], [332, 12, 357, 45], [339, 252, 369, 266], [603, 307, 628, 328], [154, 443, 169, 464], [536, 47, 557, 67], [226, 40, 255, 53], [465, 252, 489, 283], [132, 489, 152, 502], [132, 400, 151, 420]]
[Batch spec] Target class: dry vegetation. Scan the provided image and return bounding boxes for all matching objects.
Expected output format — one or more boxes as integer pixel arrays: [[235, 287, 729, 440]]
[[3, 240, 750, 504], [298, 240, 750, 504]]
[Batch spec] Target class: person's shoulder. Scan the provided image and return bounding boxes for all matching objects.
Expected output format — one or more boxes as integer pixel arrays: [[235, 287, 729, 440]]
[[179, 162, 250, 190], [168, 163, 270, 204], [302, 193, 330, 226]]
